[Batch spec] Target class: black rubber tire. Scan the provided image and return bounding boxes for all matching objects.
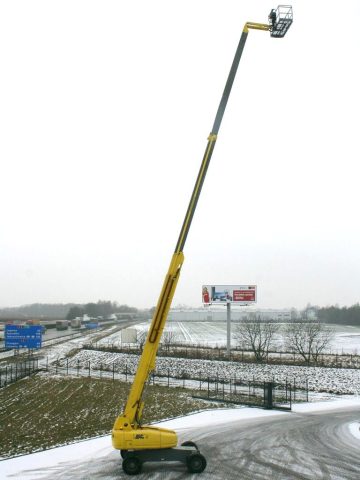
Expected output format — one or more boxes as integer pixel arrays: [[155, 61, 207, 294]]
[[181, 440, 198, 450], [122, 456, 142, 475], [187, 453, 207, 473], [120, 450, 128, 459]]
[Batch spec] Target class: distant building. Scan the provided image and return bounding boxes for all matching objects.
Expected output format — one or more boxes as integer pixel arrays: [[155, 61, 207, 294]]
[[167, 308, 294, 322]]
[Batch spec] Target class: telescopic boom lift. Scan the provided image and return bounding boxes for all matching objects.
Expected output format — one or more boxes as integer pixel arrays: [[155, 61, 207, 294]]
[[112, 5, 293, 475]]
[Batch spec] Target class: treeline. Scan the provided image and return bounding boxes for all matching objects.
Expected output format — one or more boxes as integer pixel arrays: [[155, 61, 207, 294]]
[[317, 304, 360, 326], [0, 301, 139, 320], [66, 301, 138, 320], [0, 303, 74, 319]]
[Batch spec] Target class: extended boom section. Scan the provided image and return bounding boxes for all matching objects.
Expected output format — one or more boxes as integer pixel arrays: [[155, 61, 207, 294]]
[[112, 6, 292, 476]]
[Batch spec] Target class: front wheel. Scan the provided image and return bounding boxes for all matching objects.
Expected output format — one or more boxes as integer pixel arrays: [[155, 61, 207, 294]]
[[122, 456, 142, 475], [187, 453, 207, 473], [120, 450, 128, 459]]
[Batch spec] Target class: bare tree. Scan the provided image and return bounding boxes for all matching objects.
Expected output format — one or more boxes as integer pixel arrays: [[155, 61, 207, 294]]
[[284, 319, 334, 363], [234, 316, 279, 362], [136, 330, 147, 352], [161, 330, 178, 351]]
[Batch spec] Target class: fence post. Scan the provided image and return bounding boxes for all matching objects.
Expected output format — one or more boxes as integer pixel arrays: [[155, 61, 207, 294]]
[[15, 362, 18, 381], [207, 377, 210, 398], [77, 359, 80, 376], [125, 364, 128, 382], [306, 378, 309, 402], [88, 361, 91, 377], [264, 382, 273, 409], [112, 362, 115, 381], [168, 369, 170, 388], [67, 359, 69, 376]]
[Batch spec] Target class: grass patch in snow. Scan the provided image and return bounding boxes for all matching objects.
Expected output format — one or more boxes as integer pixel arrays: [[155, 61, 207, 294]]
[[0, 373, 221, 459]]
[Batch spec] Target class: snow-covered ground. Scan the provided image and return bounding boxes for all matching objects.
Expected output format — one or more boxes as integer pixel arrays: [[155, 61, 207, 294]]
[[96, 321, 360, 354], [3, 320, 360, 477], [2, 397, 360, 480], [59, 349, 360, 395], [348, 422, 360, 440]]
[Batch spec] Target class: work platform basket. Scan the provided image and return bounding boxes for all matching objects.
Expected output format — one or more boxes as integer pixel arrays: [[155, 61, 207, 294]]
[[269, 5, 293, 38]]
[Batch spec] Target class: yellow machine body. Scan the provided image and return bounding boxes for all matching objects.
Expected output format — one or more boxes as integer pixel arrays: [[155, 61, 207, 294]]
[[112, 425, 177, 451]]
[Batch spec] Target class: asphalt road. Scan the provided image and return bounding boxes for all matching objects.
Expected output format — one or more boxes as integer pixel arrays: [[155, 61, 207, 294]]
[[34, 406, 360, 480]]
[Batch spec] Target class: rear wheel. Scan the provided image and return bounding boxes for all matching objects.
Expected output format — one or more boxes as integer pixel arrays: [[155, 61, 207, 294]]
[[187, 453, 207, 473], [120, 450, 128, 459], [122, 456, 142, 475]]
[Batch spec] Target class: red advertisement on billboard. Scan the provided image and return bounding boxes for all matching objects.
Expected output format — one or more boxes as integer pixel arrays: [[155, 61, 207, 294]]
[[233, 289, 256, 302]]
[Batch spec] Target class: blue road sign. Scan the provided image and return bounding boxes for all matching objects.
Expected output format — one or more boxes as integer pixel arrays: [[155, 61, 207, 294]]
[[5, 325, 42, 349]]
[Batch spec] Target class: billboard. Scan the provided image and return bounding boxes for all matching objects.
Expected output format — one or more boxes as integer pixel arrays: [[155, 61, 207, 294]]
[[202, 285, 257, 305], [5, 324, 42, 349]]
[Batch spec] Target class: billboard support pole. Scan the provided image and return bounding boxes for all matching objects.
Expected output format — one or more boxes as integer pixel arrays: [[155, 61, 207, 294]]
[[226, 301, 231, 358]]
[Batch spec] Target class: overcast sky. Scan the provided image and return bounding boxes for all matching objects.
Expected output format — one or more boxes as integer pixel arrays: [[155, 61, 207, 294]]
[[1, 1, 359, 310]]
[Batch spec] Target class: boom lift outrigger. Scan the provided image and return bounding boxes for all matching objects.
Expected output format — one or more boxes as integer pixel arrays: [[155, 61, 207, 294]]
[[112, 6, 293, 475]]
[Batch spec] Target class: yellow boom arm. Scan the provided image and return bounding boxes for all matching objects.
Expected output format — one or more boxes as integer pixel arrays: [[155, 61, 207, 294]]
[[112, 6, 293, 453]]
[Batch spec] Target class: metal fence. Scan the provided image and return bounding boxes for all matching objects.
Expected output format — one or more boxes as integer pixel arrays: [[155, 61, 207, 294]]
[[193, 378, 304, 410], [49, 358, 308, 410], [0, 359, 40, 388]]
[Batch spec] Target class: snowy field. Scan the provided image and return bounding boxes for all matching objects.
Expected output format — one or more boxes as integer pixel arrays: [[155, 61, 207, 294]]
[[63, 349, 360, 395], [2, 397, 360, 480], [96, 321, 360, 354]]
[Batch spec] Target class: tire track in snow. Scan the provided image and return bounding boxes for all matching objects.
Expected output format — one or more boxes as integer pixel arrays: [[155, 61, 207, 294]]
[[176, 322, 194, 343]]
